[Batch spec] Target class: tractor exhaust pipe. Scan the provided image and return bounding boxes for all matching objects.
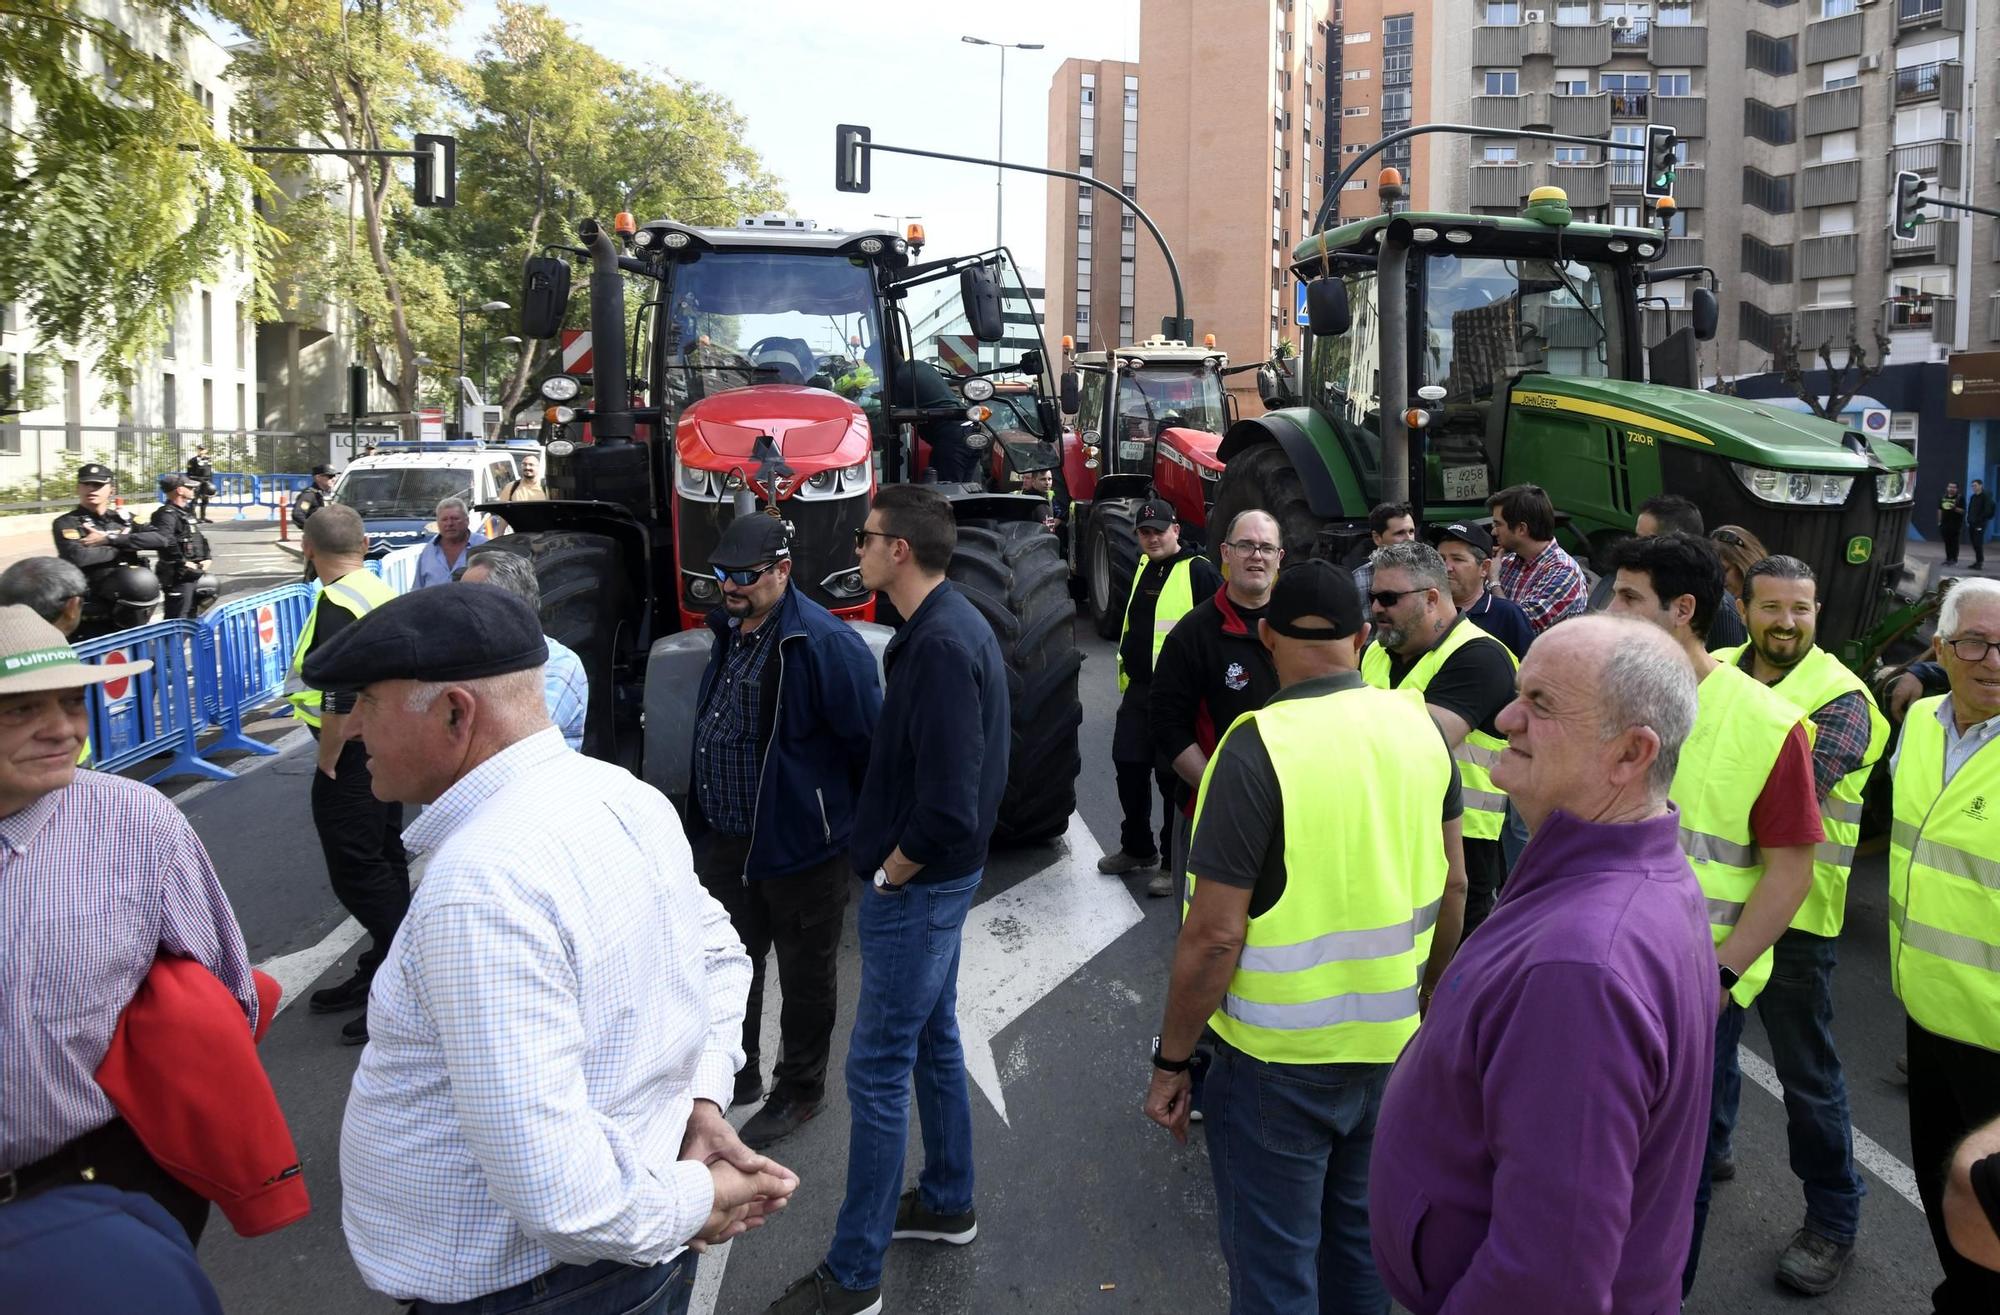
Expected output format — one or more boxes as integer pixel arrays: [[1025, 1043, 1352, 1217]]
[[1378, 219, 1412, 509], [583, 220, 633, 446]]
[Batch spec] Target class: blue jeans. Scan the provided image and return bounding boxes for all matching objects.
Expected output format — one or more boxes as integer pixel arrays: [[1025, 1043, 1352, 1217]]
[[1203, 1042, 1391, 1315], [1709, 930, 1864, 1244], [825, 871, 981, 1292], [409, 1252, 695, 1314], [1499, 801, 1531, 874]]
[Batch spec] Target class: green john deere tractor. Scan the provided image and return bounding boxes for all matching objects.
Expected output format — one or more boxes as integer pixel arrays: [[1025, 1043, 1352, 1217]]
[[1213, 182, 1920, 668]]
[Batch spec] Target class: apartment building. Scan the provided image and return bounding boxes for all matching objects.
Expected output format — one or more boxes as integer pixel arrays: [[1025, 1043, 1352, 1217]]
[[1043, 58, 1142, 356], [1324, 4, 1442, 226]]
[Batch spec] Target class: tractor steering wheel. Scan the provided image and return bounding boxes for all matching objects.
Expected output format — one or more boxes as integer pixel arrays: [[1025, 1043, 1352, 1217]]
[[746, 336, 815, 385]]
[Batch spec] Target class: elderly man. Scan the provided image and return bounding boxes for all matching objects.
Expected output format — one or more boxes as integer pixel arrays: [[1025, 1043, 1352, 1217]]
[[0, 557, 88, 636], [1889, 576, 2000, 1313], [0, 605, 257, 1244], [1363, 540, 1518, 936], [412, 497, 487, 589], [456, 551, 588, 752], [1370, 616, 1717, 1314], [308, 584, 795, 1314], [1146, 560, 1465, 1315]]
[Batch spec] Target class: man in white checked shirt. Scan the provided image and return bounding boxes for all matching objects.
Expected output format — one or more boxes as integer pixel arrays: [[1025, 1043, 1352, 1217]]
[[311, 583, 799, 1315]]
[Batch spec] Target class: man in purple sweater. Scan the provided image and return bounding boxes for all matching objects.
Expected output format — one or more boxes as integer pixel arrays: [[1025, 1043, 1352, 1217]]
[[1369, 616, 1719, 1314]]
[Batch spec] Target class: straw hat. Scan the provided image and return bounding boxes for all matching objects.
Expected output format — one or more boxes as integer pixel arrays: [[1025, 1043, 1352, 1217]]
[[0, 605, 153, 693]]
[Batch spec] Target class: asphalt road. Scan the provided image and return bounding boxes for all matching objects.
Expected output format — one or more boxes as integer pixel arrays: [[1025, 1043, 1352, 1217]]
[[159, 609, 1948, 1314]]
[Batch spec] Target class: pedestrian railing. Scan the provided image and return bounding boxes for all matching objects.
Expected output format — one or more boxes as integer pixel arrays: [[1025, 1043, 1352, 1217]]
[[196, 583, 316, 757], [77, 620, 236, 784]]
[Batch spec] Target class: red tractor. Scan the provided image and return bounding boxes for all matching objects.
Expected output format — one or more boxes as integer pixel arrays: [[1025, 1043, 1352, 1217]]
[[492, 212, 1081, 842]]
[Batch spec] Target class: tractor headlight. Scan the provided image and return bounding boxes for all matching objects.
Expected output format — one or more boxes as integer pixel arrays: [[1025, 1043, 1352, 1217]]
[[539, 374, 582, 403], [840, 460, 870, 491], [807, 469, 836, 493], [678, 463, 716, 499], [688, 574, 719, 602], [1876, 469, 1916, 504], [1732, 462, 1852, 507]]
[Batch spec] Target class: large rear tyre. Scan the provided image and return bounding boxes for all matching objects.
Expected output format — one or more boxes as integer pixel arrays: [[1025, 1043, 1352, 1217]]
[[1086, 498, 1141, 640], [482, 530, 634, 766], [948, 519, 1083, 845], [1206, 438, 1322, 565]]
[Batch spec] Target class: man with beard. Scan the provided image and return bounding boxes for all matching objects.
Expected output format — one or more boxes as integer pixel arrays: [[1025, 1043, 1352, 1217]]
[[1706, 555, 1887, 1293]]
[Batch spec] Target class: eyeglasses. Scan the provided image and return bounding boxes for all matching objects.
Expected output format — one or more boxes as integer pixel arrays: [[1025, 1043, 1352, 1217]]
[[1944, 636, 2000, 663], [1224, 540, 1283, 559], [1369, 588, 1429, 609], [853, 527, 902, 550], [713, 562, 779, 587]]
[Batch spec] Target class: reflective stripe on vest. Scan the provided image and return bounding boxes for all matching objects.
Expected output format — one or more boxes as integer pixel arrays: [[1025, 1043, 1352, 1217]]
[[1360, 620, 1517, 841], [1712, 643, 1888, 937], [1888, 696, 2000, 1051], [1670, 663, 1808, 1009], [1188, 683, 1451, 1065], [1117, 555, 1198, 693], [286, 570, 398, 728]]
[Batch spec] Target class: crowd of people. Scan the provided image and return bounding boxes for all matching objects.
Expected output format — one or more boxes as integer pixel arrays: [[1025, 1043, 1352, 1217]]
[[4, 461, 2000, 1315]]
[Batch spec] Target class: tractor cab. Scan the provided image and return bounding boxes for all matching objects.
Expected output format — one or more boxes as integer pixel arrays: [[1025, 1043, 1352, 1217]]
[[1063, 335, 1232, 521]]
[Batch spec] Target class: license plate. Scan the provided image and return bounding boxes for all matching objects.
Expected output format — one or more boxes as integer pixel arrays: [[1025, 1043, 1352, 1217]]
[[1118, 441, 1148, 463]]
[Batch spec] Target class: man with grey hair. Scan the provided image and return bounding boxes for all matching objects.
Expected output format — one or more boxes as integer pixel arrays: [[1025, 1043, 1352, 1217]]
[[457, 551, 588, 751], [412, 496, 486, 589], [1362, 540, 1519, 935], [0, 557, 89, 636], [307, 584, 798, 1313], [1371, 616, 1720, 1314]]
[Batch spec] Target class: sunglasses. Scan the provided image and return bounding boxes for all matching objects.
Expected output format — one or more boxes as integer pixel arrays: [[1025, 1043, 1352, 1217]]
[[853, 528, 903, 550], [713, 561, 779, 586], [1369, 587, 1428, 609]]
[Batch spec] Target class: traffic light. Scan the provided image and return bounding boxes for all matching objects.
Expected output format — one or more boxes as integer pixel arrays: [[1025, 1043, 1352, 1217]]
[[1893, 170, 1928, 239], [1642, 124, 1678, 203], [835, 124, 872, 193], [413, 133, 456, 208]]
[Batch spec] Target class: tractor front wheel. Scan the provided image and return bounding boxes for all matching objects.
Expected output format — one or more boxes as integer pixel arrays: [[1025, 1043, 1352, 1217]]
[[482, 529, 635, 767], [1086, 497, 1141, 641]]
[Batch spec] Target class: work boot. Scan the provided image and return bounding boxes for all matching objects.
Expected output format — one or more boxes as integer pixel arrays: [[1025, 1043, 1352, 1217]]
[[1146, 872, 1176, 899], [309, 970, 371, 1015], [1776, 1227, 1854, 1295], [340, 1011, 369, 1046], [742, 1094, 817, 1150], [764, 1265, 881, 1315], [891, 1188, 977, 1245], [1097, 849, 1159, 875], [733, 1068, 764, 1108], [1707, 1153, 1735, 1183]]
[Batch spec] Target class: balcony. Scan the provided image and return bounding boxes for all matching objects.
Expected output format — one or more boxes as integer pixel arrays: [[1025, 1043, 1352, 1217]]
[[1664, 236, 1705, 266], [1471, 164, 1528, 209], [1552, 21, 1613, 65], [1672, 166, 1706, 209], [1739, 301, 1793, 358], [1473, 24, 1524, 65], [1471, 95, 1525, 131], [1891, 218, 1959, 261], [1797, 306, 1859, 351], [1550, 93, 1612, 136], [1609, 18, 1650, 48], [1897, 0, 1964, 34], [1886, 294, 1955, 345], [1803, 11, 1864, 64], [1654, 95, 1707, 138], [1895, 61, 1963, 109], [1608, 91, 1650, 119], [1648, 23, 1707, 65], [1802, 159, 1861, 209], [1803, 86, 1863, 136], [1892, 139, 1963, 189], [1546, 162, 1609, 209], [1799, 233, 1859, 280]]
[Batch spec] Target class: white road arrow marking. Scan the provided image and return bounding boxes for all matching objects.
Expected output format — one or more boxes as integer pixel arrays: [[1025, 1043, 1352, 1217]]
[[956, 814, 1146, 1124]]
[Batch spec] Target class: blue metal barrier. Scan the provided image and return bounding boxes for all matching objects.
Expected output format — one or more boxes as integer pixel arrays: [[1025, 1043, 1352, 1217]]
[[153, 471, 262, 505], [197, 583, 316, 757], [76, 621, 233, 784]]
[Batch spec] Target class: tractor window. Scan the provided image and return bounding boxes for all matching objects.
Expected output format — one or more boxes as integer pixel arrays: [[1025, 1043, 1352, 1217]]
[[901, 250, 1052, 438], [1306, 268, 1385, 504], [1077, 370, 1109, 441], [661, 252, 884, 409]]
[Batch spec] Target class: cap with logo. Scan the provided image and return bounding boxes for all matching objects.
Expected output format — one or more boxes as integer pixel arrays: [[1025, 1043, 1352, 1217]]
[[1264, 559, 1365, 640], [1136, 498, 1176, 532], [709, 513, 791, 571], [76, 463, 114, 487], [1428, 520, 1494, 556], [0, 605, 152, 693]]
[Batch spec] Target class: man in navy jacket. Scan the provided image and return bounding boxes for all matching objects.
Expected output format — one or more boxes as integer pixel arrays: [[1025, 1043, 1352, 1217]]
[[767, 485, 1010, 1315], [687, 512, 881, 1150]]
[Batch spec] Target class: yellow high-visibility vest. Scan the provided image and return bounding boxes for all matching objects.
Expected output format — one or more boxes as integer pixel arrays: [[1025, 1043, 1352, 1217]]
[[1889, 696, 2000, 1051], [1117, 555, 1199, 693], [285, 570, 397, 728], [1188, 682, 1451, 1064], [1361, 620, 1516, 841]]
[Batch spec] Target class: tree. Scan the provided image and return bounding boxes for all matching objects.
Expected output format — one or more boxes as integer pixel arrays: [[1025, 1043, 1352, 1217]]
[[1775, 319, 1892, 421], [0, 0, 269, 387]]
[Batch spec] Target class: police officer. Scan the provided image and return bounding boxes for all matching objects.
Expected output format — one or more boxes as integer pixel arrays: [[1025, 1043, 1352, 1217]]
[[150, 475, 213, 619], [184, 446, 216, 522], [1099, 497, 1219, 896], [293, 464, 336, 527], [51, 463, 171, 640], [1890, 576, 2000, 1314]]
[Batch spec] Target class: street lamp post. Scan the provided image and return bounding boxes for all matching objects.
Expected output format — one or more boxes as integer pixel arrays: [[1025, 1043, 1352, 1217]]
[[961, 35, 1043, 254], [455, 298, 510, 439]]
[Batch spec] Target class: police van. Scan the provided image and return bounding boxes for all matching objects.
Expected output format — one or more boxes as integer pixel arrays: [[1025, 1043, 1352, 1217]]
[[329, 439, 539, 558]]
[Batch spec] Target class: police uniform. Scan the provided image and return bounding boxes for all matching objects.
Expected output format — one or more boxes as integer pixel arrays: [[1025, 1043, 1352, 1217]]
[[293, 465, 335, 527], [150, 477, 213, 620], [52, 464, 171, 640], [184, 452, 215, 521]]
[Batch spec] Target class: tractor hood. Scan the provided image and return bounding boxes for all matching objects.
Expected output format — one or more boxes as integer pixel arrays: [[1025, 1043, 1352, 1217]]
[[1509, 376, 1916, 473], [675, 385, 873, 475]]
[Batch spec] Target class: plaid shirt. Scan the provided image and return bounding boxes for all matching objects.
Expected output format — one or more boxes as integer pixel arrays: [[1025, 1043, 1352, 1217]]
[[1735, 648, 1878, 802], [1496, 540, 1588, 634], [693, 618, 777, 837]]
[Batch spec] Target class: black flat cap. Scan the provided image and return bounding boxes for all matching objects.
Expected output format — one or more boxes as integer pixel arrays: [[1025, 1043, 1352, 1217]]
[[1266, 559, 1365, 641], [710, 513, 791, 571], [302, 582, 548, 691]]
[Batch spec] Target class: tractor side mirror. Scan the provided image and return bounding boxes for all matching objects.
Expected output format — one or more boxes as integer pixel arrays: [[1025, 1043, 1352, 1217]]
[[1257, 363, 1298, 410], [961, 265, 1006, 343], [520, 255, 572, 341], [1690, 286, 1718, 342], [1017, 349, 1043, 376], [1060, 370, 1081, 415], [1306, 278, 1351, 337]]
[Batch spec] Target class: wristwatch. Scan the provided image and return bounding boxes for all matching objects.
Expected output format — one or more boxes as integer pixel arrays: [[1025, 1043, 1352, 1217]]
[[1151, 1035, 1192, 1074], [1718, 963, 1741, 994], [872, 867, 898, 891]]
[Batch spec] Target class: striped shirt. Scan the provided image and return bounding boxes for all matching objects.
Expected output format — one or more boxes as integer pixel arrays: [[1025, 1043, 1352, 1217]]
[[0, 771, 256, 1172], [340, 728, 751, 1303], [543, 635, 590, 752], [1496, 540, 1588, 635]]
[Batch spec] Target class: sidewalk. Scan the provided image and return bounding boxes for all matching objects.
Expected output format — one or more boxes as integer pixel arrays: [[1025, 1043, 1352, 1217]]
[[0, 502, 286, 574], [1900, 533, 1995, 594]]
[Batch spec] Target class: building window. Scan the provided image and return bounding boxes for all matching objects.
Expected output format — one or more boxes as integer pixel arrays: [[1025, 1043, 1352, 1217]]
[[1487, 0, 1520, 21], [202, 378, 214, 432], [200, 291, 213, 365], [1343, 106, 1372, 117], [1554, 68, 1590, 95], [1741, 234, 1795, 284], [1822, 57, 1859, 90], [1743, 166, 1796, 214], [163, 373, 177, 432], [1610, 124, 1644, 183], [236, 381, 247, 431], [1482, 142, 1519, 163], [1889, 413, 1917, 456], [1811, 276, 1854, 305], [1888, 272, 1949, 328], [1818, 204, 1857, 234], [1554, 146, 1589, 164], [1818, 0, 1857, 16], [1656, 0, 1693, 23], [1744, 99, 1797, 146], [1815, 132, 1858, 164], [1612, 204, 1642, 227], [1657, 71, 1692, 97], [1484, 70, 1519, 95], [1746, 32, 1796, 77]]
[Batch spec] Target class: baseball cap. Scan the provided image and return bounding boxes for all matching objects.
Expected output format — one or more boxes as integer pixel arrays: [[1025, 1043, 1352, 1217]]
[[1265, 559, 1365, 641], [710, 512, 791, 571], [311, 464, 338, 478], [302, 584, 548, 691], [76, 463, 114, 486], [1429, 520, 1493, 555], [158, 473, 188, 491], [1136, 498, 1175, 532]]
